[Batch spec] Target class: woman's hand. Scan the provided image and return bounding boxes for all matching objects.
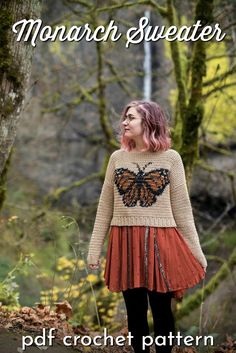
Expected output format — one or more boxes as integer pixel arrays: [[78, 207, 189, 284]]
[[88, 261, 100, 270]]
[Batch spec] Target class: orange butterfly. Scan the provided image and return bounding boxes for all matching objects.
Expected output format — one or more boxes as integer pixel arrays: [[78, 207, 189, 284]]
[[114, 162, 170, 207]]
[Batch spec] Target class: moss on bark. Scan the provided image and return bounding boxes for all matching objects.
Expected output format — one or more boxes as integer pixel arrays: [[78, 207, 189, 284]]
[[180, 0, 214, 184], [0, 4, 22, 90], [0, 148, 12, 210]]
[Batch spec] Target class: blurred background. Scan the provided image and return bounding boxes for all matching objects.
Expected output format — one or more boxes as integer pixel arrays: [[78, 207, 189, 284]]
[[0, 0, 236, 350]]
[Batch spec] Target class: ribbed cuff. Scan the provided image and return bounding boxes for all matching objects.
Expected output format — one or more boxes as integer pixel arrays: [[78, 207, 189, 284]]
[[87, 253, 100, 266]]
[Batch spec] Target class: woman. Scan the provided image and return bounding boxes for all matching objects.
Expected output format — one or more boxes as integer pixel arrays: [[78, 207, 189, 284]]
[[87, 100, 207, 353]]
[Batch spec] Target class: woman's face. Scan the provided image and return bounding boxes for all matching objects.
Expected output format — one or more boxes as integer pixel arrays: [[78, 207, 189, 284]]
[[122, 107, 144, 139]]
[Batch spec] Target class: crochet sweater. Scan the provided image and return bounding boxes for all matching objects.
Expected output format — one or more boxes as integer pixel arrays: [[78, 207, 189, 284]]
[[87, 148, 207, 269]]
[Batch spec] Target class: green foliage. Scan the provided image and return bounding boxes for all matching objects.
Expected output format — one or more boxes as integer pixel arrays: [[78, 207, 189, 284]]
[[203, 42, 236, 142], [40, 254, 124, 332], [165, 25, 236, 145], [203, 229, 236, 254], [0, 257, 11, 281], [0, 254, 32, 309], [203, 235, 220, 254], [0, 192, 124, 330], [0, 201, 79, 306], [0, 276, 19, 308], [219, 229, 236, 249]]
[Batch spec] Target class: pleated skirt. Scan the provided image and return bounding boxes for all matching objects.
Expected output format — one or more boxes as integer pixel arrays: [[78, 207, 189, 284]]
[[104, 226, 205, 299]]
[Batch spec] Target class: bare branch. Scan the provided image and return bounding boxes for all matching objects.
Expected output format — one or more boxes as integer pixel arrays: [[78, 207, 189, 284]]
[[46, 172, 102, 202], [206, 255, 229, 265], [206, 53, 236, 61], [200, 142, 233, 156], [48, 13, 74, 27], [95, 0, 167, 17], [222, 20, 236, 32], [196, 160, 236, 206], [203, 81, 236, 98], [196, 160, 235, 177], [42, 72, 142, 113], [205, 203, 232, 234], [96, 42, 120, 147], [63, 0, 92, 9], [203, 65, 236, 87], [105, 59, 135, 97]]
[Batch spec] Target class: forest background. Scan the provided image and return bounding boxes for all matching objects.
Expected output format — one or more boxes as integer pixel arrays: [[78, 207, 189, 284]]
[[0, 0, 236, 351]]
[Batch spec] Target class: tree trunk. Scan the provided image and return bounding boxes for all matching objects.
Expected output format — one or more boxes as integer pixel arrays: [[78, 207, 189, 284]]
[[180, 0, 214, 184], [0, 0, 41, 175]]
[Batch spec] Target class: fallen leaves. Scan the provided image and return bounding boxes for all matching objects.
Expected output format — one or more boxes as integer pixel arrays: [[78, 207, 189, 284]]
[[172, 348, 198, 353], [0, 301, 74, 339], [214, 334, 236, 353], [55, 301, 73, 319]]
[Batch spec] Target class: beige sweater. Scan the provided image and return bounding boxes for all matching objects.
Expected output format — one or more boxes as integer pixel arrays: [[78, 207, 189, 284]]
[[87, 148, 207, 269]]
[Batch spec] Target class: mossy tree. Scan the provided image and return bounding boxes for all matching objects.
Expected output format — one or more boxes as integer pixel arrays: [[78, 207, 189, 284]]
[[165, 0, 213, 184], [49, 0, 236, 203], [0, 0, 41, 201]]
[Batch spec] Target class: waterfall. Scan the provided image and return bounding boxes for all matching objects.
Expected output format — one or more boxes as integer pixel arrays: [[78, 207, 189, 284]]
[[143, 10, 152, 101]]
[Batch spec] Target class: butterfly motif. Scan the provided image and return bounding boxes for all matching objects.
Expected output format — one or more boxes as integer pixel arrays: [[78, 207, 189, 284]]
[[114, 162, 170, 207]]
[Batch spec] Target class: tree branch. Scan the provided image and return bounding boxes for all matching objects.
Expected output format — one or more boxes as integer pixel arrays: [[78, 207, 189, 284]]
[[200, 142, 233, 156], [166, 0, 187, 120], [203, 65, 236, 87], [196, 160, 236, 206], [41, 72, 141, 113], [222, 20, 236, 32], [203, 81, 236, 99], [176, 247, 236, 320], [179, 0, 214, 183], [105, 59, 135, 97], [196, 160, 235, 178], [206, 53, 236, 61], [95, 0, 167, 17], [46, 171, 102, 202], [206, 255, 229, 265], [96, 42, 117, 148], [63, 0, 92, 9]]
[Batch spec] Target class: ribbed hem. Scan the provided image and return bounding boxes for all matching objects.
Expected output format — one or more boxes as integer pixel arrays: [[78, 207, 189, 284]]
[[110, 216, 177, 227]]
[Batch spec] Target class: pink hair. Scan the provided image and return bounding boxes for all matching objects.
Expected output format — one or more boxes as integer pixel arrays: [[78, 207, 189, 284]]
[[118, 100, 171, 152]]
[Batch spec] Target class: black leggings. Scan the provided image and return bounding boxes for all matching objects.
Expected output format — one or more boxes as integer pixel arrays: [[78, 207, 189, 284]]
[[122, 287, 175, 353]]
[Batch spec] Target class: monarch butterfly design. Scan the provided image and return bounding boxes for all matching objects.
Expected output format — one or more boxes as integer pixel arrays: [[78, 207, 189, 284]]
[[114, 162, 170, 207]]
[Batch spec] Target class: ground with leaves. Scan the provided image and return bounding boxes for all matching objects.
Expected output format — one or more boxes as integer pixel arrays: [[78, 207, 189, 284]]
[[0, 301, 235, 353]]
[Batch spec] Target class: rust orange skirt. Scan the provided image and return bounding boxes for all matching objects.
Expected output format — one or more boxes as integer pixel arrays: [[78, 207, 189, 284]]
[[104, 226, 205, 299]]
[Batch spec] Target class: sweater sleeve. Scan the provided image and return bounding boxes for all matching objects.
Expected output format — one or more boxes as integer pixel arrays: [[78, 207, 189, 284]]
[[87, 153, 115, 265], [169, 151, 207, 270]]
